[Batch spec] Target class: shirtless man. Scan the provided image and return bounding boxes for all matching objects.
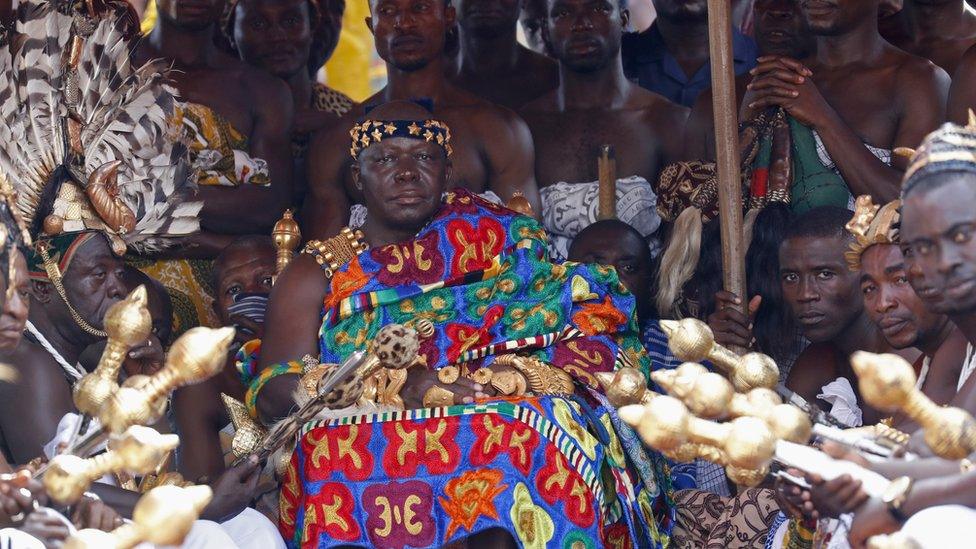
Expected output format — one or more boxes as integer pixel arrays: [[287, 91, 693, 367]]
[[520, 0, 688, 258], [133, 0, 294, 244], [779, 207, 891, 426], [883, 0, 976, 75], [685, 0, 816, 159], [743, 0, 949, 203], [304, 0, 540, 240], [452, 0, 558, 109]]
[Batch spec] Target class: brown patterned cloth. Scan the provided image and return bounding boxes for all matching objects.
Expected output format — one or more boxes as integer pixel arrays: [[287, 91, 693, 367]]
[[291, 83, 355, 158], [670, 488, 781, 549]]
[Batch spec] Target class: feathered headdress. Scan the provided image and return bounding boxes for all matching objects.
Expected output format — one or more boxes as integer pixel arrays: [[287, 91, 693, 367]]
[[844, 195, 901, 271], [0, 0, 201, 257]]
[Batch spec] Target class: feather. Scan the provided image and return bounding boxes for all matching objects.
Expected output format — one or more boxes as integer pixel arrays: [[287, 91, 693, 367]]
[[0, 0, 200, 252]]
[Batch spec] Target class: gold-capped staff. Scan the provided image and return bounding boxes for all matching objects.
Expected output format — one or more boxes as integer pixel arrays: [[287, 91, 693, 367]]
[[73, 286, 153, 418], [852, 351, 976, 459], [271, 209, 301, 277], [619, 394, 776, 473], [659, 318, 779, 391], [64, 484, 212, 549], [98, 326, 234, 434], [594, 367, 659, 407], [42, 426, 178, 504], [652, 363, 812, 443]]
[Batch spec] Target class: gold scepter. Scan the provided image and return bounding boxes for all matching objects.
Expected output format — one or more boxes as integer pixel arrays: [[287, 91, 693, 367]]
[[659, 318, 779, 392], [64, 485, 212, 549], [652, 363, 811, 443], [272, 209, 301, 278], [852, 351, 976, 459], [619, 396, 776, 487], [594, 367, 659, 407], [73, 286, 153, 423], [42, 426, 179, 504]]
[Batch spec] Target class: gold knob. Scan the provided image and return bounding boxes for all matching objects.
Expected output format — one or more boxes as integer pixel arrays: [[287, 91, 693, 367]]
[[64, 485, 213, 549], [222, 393, 267, 458], [73, 286, 153, 416], [651, 363, 733, 418], [594, 367, 657, 407], [659, 319, 778, 391], [43, 426, 179, 504], [272, 209, 302, 277], [852, 351, 976, 459], [99, 327, 234, 434], [619, 395, 776, 471]]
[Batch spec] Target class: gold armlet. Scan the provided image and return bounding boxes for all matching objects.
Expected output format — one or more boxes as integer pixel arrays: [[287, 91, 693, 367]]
[[301, 227, 368, 278]]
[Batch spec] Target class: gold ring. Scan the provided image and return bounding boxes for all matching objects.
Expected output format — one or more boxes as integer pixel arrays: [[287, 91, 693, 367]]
[[422, 385, 456, 408], [437, 366, 460, 385], [470, 368, 493, 386]]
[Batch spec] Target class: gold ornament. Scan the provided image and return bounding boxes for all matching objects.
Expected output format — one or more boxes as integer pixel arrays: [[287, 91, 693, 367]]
[[470, 368, 494, 386], [222, 393, 268, 459], [43, 426, 179, 504], [300, 363, 337, 397], [43, 214, 64, 236], [414, 319, 435, 340], [505, 191, 535, 217], [85, 161, 136, 236], [852, 351, 976, 459], [490, 369, 528, 396], [845, 196, 901, 271], [302, 227, 368, 279], [496, 355, 574, 395], [595, 367, 657, 407], [64, 485, 213, 549], [272, 209, 302, 277], [423, 385, 456, 408], [99, 327, 234, 434], [618, 395, 776, 472], [437, 366, 460, 385], [659, 318, 779, 391], [73, 286, 153, 416]]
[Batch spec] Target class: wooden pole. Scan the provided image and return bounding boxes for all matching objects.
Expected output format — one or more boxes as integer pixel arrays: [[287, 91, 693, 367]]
[[707, 0, 747, 320], [597, 145, 617, 220]]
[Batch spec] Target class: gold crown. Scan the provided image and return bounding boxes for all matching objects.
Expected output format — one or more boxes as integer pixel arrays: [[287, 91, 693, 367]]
[[349, 119, 453, 159], [845, 195, 901, 271]]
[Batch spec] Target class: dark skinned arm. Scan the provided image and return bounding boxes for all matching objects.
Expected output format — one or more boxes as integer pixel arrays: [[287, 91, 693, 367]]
[[481, 109, 541, 219], [198, 75, 294, 235], [303, 121, 353, 240], [172, 379, 228, 482], [784, 346, 840, 413], [0, 350, 74, 464], [683, 88, 716, 161], [948, 44, 976, 124], [255, 255, 328, 424], [744, 56, 948, 203]]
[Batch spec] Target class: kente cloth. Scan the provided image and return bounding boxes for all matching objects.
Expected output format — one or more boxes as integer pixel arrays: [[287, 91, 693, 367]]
[[280, 397, 666, 549], [318, 188, 650, 381], [176, 103, 271, 187], [285, 189, 665, 547], [127, 257, 221, 337], [540, 177, 662, 261], [292, 84, 355, 158], [670, 488, 780, 549], [26, 231, 99, 281]]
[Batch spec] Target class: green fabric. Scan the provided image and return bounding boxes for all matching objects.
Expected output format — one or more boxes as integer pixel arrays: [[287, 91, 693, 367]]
[[788, 118, 852, 214]]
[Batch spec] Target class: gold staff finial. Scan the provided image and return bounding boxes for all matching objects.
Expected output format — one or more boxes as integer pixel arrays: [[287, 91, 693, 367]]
[[272, 209, 302, 277]]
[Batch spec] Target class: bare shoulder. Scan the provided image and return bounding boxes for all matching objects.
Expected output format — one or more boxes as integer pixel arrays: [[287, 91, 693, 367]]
[[888, 46, 951, 94], [955, 42, 976, 78], [446, 89, 533, 140], [0, 340, 68, 398], [633, 86, 690, 127]]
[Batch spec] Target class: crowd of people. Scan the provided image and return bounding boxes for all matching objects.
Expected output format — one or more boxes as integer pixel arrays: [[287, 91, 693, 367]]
[[0, 0, 975, 547]]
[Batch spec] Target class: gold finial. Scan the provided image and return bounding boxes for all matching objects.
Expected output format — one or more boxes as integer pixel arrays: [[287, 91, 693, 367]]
[[64, 485, 213, 549], [505, 192, 535, 218], [659, 319, 779, 391], [222, 393, 268, 458], [844, 196, 901, 271], [99, 327, 235, 434], [414, 319, 435, 340], [43, 426, 179, 504], [595, 367, 657, 407], [73, 286, 153, 416], [652, 365, 811, 443], [852, 351, 976, 459], [619, 395, 776, 472], [272, 209, 302, 277]]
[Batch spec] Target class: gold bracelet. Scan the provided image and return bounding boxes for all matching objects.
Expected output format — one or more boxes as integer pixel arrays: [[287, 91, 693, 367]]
[[423, 385, 456, 408]]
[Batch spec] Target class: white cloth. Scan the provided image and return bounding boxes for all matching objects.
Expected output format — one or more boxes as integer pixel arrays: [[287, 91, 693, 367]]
[[0, 528, 46, 549], [960, 344, 976, 392], [818, 377, 863, 428], [215, 507, 285, 549], [44, 414, 109, 484], [900, 505, 976, 548], [540, 176, 662, 261], [348, 190, 503, 229]]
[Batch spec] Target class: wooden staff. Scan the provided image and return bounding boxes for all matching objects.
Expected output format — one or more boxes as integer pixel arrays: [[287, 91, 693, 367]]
[[708, 0, 747, 319], [598, 145, 616, 220]]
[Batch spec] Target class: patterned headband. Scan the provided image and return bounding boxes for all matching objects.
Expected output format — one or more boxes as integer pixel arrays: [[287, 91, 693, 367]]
[[349, 119, 453, 160], [844, 195, 901, 271], [899, 110, 976, 191]]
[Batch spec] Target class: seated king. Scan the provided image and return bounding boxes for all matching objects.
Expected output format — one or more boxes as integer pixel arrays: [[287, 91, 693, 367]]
[[250, 100, 673, 548]]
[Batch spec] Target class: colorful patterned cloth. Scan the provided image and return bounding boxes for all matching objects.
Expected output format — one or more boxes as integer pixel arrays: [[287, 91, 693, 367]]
[[175, 102, 270, 187], [127, 257, 220, 337], [283, 189, 666, 547]]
